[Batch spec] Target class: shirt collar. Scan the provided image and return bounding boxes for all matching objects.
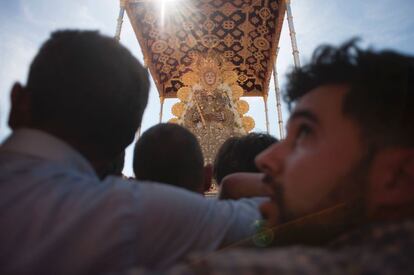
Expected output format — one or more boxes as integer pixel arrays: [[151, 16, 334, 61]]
[[0, 128, 97, 178]]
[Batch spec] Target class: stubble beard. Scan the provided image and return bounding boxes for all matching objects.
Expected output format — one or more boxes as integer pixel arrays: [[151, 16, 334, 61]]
[[271, 149, 375, 224]]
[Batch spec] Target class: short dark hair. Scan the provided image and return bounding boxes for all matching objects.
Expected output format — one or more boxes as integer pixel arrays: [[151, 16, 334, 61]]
[[99, 151, 125, 179], [133, 123, 204, 192], [213, 133, 277, 184], [27, 30, 149, 158], [285, 39, 414, 149]]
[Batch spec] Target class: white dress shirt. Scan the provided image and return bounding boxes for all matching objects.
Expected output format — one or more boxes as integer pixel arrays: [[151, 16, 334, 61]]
[[0, 129, 262, 274]]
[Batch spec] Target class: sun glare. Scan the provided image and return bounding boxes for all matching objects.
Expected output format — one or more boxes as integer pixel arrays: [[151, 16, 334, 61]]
[[156, 0, 193, 30]]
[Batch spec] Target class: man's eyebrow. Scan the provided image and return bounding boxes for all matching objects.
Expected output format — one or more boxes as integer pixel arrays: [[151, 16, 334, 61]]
[[288, 110, 319, 124]]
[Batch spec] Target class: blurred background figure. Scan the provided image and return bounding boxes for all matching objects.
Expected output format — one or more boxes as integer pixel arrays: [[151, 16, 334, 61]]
[[99, 151, 126, 179], [133, 123, 212, 194], [213, 133, 278, 185]]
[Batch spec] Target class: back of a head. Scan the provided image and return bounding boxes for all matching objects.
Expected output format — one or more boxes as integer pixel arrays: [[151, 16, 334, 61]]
[[133, 123, 204, 192], [27, 30, 149, 159], [99, 151, 126, 179], [213, 133, 278, 184]]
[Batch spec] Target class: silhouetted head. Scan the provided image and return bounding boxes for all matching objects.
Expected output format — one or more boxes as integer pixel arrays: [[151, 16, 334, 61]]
[[213, 133, 277, 184], [133, 123, 211, 193], [9, 30, 149, 175], [99, 151, 126, 179]]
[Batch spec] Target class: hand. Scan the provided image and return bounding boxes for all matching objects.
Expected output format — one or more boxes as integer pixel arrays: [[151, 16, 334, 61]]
[[218, 172, 274, 200], [259, 200, 280, 229]]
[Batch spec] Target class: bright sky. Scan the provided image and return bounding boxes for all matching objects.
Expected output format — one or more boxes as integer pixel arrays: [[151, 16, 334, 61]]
[[1, 0, 413, 176]]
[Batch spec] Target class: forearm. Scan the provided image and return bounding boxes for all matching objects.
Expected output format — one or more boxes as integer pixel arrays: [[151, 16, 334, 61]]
[[218, 173, 273, 200]]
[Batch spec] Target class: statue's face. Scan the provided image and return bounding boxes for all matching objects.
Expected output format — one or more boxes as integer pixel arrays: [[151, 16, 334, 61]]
[[204, 71, 216, 86]]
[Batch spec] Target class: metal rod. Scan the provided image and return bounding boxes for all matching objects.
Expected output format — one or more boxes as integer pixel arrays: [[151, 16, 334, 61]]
[[159, 97, 165, 123], [263, 95, 270, 134], [273, 47, 285, 139], [114, 6, 125, 41], [285, 0, 300, 68]]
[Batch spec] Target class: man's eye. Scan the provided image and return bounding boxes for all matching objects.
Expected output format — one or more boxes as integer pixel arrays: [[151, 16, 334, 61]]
[[296, 124, 312, 141]]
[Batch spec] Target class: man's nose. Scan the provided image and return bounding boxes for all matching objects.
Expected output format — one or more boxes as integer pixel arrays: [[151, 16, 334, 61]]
[[255, 142, 284, 176]]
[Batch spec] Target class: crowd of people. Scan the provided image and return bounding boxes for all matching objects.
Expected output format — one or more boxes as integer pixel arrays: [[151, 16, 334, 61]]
[[0, 30, 413, 275]]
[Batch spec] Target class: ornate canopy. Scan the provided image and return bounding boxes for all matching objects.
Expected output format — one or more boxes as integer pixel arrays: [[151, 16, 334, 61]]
[[125, 0, 285, 98]]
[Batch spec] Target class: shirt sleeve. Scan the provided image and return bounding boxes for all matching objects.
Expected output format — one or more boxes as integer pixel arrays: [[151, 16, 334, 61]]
[[120, 181, 262, 269]]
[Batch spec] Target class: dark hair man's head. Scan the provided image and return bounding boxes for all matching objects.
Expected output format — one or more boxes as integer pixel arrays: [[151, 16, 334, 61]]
[[133, 123, 211, 194], [213, 133, 277, 184], [99, 151, 126, 179], [256, 39, 414, 223], [9, 30, 149, 175]]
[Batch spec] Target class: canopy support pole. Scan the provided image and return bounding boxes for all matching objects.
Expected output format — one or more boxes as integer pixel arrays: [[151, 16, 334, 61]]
[[263, 95, 270, 134], [159, 96, 165, 123], [114, 0, 127, 41], [286, 0, 300, 68], [273, 47, 285, 139]]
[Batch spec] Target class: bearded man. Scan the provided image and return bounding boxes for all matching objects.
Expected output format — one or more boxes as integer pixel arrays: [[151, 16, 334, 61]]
[[164, 39, 414, 274]]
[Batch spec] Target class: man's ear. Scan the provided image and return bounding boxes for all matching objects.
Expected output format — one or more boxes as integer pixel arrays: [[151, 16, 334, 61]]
[[203, 164, 213, 193], [368, 148, 414, 219], [9, 82, 32, 129]]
